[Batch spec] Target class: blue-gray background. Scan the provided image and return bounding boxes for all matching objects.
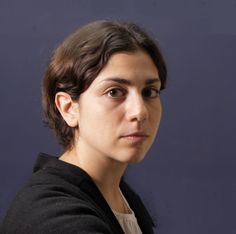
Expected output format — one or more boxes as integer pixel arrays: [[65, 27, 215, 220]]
[[1, 0, 236, 233]]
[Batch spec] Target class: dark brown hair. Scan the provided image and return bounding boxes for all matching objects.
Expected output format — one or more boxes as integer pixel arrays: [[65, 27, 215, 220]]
[[42, 20, 167, 150]]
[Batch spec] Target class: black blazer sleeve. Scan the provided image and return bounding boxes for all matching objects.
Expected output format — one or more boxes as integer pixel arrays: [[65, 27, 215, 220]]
[[1, 184, 113, 234]]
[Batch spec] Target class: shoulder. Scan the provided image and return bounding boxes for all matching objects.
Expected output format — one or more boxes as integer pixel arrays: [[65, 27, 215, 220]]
[[1, 164, 113, 234]]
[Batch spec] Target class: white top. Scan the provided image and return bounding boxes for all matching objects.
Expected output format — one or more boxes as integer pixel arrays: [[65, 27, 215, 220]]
[[112, 190, 142, 234]]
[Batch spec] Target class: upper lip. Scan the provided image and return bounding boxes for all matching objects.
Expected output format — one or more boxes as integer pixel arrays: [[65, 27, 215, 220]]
[[122, 132, 149, 137]]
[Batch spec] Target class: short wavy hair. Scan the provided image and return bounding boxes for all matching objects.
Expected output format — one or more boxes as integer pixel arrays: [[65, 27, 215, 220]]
[[42, 20, 167, 150]]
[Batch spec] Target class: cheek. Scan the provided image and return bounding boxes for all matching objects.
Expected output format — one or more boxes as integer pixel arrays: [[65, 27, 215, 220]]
[[79, 102, 121, 134], [149, 102, 162, 121]]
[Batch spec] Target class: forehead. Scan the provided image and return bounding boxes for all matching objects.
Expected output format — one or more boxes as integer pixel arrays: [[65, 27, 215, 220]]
[[94, 50, 160, 85]]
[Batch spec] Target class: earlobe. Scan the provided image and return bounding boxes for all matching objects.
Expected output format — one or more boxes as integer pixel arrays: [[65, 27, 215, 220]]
[[55, 92, 79, 127]]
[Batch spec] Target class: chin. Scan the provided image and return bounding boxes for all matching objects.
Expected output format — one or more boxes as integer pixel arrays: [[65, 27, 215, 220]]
[[130, 153, 148, 163], [108, 144, 151, 164], [116, 150, 147, 164]]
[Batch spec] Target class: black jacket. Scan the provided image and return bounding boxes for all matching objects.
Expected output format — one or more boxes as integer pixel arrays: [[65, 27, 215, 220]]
[[1, 153, 155, 234]]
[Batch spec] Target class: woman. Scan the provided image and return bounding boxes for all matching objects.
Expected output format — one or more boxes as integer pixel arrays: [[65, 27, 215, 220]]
[[1, 20, 167, 234]]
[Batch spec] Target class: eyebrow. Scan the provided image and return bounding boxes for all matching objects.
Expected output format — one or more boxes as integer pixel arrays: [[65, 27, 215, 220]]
[[100, 77, 161, 85]]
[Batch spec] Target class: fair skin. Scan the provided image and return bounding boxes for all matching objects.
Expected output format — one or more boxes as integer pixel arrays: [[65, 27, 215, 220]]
[[55, 50, 162, 213]]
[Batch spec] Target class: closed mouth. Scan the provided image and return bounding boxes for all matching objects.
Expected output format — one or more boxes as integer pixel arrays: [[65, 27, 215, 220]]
[[121, 132, 149, 143], [122, 132, 149, 138]]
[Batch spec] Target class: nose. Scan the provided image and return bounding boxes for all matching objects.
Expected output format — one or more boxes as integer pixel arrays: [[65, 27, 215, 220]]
[[126, 92, 148, 122]]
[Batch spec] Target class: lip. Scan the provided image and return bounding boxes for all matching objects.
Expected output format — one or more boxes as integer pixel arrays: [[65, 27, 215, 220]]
[[121, 132, 149, 143]]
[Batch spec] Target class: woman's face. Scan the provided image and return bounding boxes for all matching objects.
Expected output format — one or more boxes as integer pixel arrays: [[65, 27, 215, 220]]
[[75, 50, 162, 164]]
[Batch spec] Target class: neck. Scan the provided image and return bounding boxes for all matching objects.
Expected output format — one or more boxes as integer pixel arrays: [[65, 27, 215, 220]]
[[59, 145, 129, 212]]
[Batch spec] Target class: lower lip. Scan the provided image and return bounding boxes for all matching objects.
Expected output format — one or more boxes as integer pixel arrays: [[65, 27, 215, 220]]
[[122, 135, 148, 143]]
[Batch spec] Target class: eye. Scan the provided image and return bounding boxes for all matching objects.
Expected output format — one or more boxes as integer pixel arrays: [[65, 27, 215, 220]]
[[106, 88, 126, 98], [142, 87, 160, 98]]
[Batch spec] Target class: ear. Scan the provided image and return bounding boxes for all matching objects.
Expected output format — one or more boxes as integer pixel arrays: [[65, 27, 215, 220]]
[[55, 92, 79, 127]]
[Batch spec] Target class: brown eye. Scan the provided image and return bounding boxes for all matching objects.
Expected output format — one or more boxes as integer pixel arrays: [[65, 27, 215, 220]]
[[142, 87, 160, 98], [107, 88, 126, 98]]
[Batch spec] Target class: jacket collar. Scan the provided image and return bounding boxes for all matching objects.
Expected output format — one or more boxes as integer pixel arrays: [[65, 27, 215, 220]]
[[34, 153, 154, 233]]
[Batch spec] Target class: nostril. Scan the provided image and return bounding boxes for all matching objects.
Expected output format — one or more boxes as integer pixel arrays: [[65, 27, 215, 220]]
[[129, 108, 148, 122]]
